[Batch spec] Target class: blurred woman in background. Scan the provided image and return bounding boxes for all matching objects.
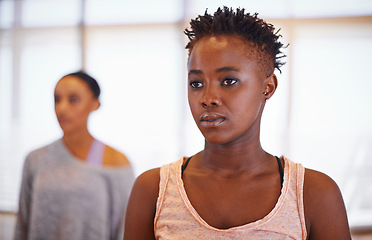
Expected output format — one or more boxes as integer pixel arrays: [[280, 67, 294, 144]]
[[14, 71, 134, 240]]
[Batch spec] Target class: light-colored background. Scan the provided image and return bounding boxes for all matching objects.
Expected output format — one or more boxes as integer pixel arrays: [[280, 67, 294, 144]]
[[1, 0, 372, 239]]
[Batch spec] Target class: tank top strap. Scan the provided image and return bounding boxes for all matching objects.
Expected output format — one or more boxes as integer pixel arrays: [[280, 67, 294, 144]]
[[86, 139, 105, 165]]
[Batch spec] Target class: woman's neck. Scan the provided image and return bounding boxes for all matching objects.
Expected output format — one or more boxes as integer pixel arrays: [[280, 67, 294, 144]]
[[62, 129, 94, 160], [196, 137, 273, 177]]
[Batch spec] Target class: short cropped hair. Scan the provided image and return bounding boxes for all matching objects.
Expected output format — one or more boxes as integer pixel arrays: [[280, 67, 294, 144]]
[[184, 6, 287, 74], [66, 71, 101, 99]]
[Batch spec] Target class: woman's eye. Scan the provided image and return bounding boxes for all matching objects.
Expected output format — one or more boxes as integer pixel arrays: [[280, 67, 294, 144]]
[[54, 96, 60, 103], [221, 78, 238, 86], [69, 96, 79, 104], [190, 81, 203, 88]]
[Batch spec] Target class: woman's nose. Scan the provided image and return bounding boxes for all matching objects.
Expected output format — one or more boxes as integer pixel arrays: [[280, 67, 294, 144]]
[[200, 87, 221, 107], [55, 100, 68, 112]]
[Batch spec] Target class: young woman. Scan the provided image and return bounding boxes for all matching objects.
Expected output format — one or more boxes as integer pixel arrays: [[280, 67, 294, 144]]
[[15, 71, 135, 240], [124, 7, 351, 240]]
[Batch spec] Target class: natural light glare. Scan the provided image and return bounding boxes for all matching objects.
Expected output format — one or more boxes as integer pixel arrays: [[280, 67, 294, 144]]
[[85, 25, 184, 174], [0, 46, 12, 125], [188, 0, 372, 19], [21, 0, 81, 27], [0, 0, 14, 29], [289, 24, 372, 227], [293, 0, 372, 17], [85, 0, 183, 25], [188, 0, 292, 19]]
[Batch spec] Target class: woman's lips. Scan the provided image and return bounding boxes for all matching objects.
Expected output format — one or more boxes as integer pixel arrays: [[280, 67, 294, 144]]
[[57, 116, 70, 124], [199, 113, 225, 127]]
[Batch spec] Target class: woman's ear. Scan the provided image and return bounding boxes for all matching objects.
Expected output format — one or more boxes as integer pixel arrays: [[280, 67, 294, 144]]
[[263, 73, 278, 101], [91, 99, 100, 111]]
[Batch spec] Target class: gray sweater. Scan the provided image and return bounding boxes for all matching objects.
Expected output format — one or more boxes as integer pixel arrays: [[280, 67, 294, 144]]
[[14, 139, 135, 240]]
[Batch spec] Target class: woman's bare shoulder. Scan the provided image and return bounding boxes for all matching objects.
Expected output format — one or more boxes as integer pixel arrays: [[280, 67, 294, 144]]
[[303, 168, 351, 239], [103, 145, 130, 167], [124, 168, 160, 240], [127, 167, 161, 209], [134, 168, 161, 194], [304, 168, 340, 194]]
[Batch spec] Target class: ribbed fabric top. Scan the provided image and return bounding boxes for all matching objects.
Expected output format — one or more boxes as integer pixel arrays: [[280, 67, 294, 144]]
[[154, 156, 307, 240], [14, 139, 135, 240]]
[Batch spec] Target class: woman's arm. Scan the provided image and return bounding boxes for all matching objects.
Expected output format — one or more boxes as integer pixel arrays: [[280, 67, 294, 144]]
[[304, 169, 351, 240], [124, 168, 160, 240], [14, 156, 33, 240]]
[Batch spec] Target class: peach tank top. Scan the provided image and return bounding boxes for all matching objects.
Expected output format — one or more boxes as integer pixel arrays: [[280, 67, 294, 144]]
[[154, 156, 307, 239]]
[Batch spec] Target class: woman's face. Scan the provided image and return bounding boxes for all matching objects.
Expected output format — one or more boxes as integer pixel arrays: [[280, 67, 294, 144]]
[[187, 35, 273, 145], [54, 75, 99, 135]]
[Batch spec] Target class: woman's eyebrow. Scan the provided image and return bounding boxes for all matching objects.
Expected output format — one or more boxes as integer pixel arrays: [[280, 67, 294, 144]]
[[188, 69, 203, 76], [216, 66, 240, 73], [188, 67, 239, 76]]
